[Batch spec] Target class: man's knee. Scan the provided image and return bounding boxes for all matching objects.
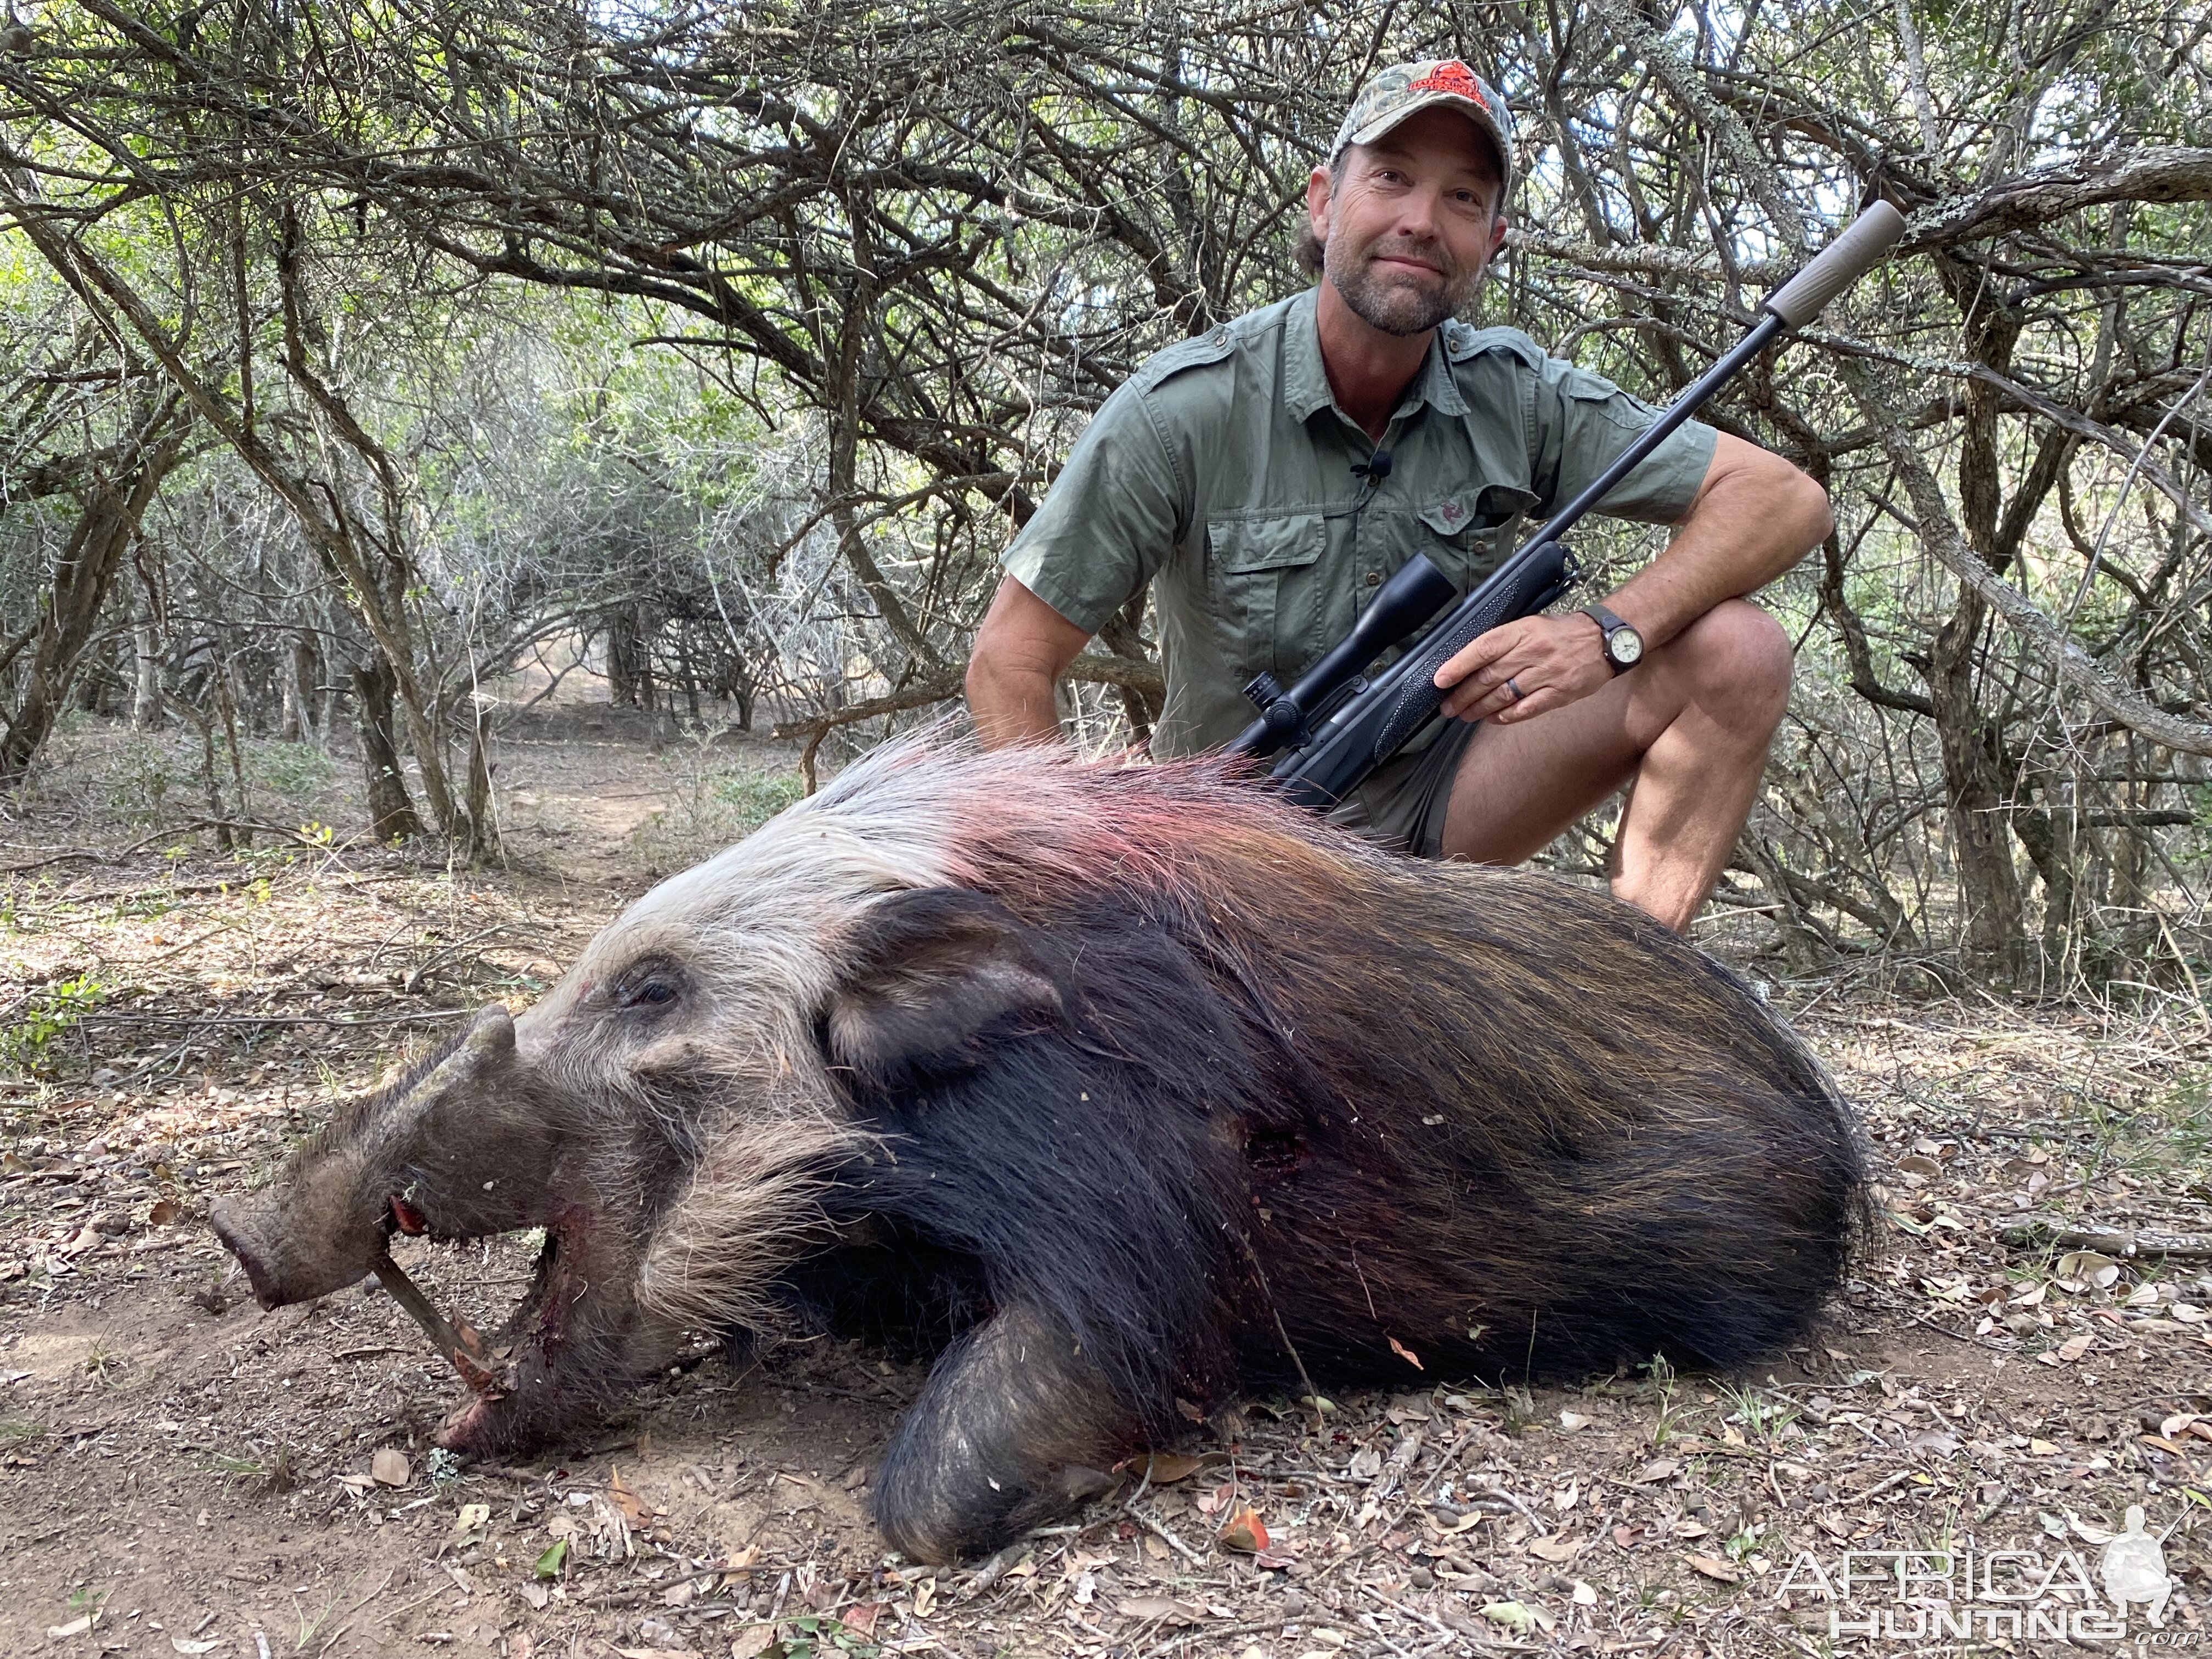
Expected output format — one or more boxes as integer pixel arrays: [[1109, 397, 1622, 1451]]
[[1660, 601, 1792, 729]]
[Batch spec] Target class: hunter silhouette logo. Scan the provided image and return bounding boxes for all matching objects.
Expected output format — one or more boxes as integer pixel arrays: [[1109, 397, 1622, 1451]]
[[2101, 1505, 2176, 1627], [1408, 61, 1488, 112]]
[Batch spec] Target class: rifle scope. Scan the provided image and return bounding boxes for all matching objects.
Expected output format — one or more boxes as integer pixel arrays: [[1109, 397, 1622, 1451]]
[[1227, 553, 1458, 758]]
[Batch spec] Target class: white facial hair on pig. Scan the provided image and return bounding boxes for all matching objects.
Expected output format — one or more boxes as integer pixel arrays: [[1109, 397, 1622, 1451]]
[[511, 748, 990, 1334]]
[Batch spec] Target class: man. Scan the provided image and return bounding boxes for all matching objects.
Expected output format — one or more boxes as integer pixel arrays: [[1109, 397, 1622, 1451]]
[[966, 59, 1832, 933]]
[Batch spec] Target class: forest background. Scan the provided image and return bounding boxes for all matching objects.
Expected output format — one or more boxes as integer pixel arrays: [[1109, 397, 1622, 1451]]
[[2, 0, 2210, 992]]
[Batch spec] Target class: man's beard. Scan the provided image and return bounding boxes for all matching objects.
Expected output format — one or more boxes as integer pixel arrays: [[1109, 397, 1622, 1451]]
[[1324, 235, 1480, 336]]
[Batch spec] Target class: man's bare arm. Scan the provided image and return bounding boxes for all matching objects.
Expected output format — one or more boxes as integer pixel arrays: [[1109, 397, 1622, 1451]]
[[966, 575, 1094, 747], [1436, 432, 1831, 723], [1599, 432, 1832, 652]]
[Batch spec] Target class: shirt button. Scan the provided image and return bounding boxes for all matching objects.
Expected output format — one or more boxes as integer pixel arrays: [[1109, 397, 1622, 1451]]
[[1364, 571, 1383, 588]]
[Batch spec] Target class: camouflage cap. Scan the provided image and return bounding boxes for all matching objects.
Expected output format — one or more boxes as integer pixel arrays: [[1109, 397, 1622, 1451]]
[[1329, 59, 1514, 198]]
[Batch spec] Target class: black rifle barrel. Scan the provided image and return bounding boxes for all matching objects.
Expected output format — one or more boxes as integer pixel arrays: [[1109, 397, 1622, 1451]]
[[1267, 201, 1907, 812]]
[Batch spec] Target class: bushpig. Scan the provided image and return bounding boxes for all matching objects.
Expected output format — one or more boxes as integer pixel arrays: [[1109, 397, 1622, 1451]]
[[211, 741, 1865, 1563]]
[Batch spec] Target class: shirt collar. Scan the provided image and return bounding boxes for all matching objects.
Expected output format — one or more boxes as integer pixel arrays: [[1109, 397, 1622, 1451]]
[[1284, 286, 1471, 426]]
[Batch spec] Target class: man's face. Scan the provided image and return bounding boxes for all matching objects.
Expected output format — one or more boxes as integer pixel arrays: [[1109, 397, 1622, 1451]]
[[1308, 106, 1509, 337]]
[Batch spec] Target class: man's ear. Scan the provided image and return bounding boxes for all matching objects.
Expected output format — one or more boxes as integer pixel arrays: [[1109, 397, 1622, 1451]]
[[1307, 163, 1334, 247], [823, 889, 1063, 1093]]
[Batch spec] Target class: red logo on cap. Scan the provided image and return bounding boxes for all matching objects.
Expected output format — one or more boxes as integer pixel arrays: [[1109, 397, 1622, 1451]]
[[1409, 60, 1488, 112]]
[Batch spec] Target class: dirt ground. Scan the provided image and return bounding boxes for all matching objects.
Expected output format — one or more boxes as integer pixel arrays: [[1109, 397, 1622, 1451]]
[[3, 708, 2209, 1658]]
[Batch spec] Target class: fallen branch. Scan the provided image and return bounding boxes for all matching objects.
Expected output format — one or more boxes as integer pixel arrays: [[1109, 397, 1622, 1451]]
[[2001, 1222, 2212, 1261], [0, 847, 108, 874]]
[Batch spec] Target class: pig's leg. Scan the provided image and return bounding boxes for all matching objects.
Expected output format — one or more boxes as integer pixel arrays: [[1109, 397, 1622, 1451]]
[[433, 1207, 680, 1455], [873, 1302, 1142, 1565]]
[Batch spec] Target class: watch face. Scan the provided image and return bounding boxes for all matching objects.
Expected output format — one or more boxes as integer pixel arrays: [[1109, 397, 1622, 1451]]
[[1610, 628, 1644, 666]]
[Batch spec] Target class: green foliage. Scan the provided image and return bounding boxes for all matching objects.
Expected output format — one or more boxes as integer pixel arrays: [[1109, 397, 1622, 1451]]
[[252, 741, 337, 803], [0, 973, 109, 1079], [773, 1613, 881, 1658]]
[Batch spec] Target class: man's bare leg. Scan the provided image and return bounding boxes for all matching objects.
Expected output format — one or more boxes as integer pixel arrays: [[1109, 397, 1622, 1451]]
[[1437, 600, 1793, 932]]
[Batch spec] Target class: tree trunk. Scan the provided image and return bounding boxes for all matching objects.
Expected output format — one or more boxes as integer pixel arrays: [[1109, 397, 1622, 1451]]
[[224, 649, 256, 741], [607, 607, 645, 708], [73, 652, 108, 713], [0, 417, 183, 783], [132, 621, 163, 731], [279, 630, 311, 740], [318, 602, 346, 738], [352, 656, 424, 842], [463, 706, 499, 862], [1922, 588, 2027, 979]]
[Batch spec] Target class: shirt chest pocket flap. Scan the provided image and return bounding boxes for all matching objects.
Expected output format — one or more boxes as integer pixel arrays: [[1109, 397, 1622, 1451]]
[[1206, 511, 1326, 678], [1417, 484, 1539, 583]]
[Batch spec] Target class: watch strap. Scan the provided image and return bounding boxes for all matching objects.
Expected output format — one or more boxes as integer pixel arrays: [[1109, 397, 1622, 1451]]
[[1582, 605, 1639, 673]]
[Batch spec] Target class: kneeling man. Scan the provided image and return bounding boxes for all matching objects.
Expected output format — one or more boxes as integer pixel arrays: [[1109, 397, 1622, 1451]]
[[966, 59, 1832, 933]]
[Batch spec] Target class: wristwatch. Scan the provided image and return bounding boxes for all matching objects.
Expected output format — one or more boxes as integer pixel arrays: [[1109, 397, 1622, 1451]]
[[1582, 605, 1645, 673]]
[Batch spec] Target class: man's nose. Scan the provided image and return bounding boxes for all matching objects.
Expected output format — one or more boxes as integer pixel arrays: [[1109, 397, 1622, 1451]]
[[1391, 185, 1446, 243]]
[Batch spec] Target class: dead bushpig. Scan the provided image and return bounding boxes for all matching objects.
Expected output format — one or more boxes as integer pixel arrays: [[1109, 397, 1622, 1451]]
[[210, 741, 1865, 1563]]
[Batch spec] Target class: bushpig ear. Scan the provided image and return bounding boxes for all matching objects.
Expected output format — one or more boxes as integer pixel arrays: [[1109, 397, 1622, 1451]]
[[825, 890, 1063, 1091]]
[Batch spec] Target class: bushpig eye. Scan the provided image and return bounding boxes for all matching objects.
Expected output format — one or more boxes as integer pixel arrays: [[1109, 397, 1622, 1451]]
[[625, 979, 679, 1009]]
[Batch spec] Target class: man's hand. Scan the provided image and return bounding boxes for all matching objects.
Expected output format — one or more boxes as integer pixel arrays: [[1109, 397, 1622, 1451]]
[[1436, 612, 1611, 724], [1434, 432, 1830, 727]]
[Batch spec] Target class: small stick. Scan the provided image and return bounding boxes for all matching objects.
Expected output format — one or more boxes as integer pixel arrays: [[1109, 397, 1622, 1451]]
[[370, 1253, 494, 1388]]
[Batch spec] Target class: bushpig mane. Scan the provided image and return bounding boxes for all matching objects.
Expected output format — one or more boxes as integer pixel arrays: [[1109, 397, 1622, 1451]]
[[788, 741, 1865, 1431]]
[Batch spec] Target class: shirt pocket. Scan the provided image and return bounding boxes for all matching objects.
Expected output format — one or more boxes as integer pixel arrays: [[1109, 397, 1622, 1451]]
[[1417, 484, 1539, 588], [1205, 512, 1327, 680]]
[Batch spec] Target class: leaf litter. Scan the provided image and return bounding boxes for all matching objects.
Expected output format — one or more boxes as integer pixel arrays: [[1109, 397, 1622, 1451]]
[[3, 727, 2209, 1654]]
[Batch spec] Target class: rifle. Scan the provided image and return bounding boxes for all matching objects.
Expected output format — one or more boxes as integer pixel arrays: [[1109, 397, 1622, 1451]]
[[1224, 201, 1909, 812]]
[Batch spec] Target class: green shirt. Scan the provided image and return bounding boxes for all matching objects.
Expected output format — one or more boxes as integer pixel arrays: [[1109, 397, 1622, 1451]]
[[1002, 286, 1718, 757]]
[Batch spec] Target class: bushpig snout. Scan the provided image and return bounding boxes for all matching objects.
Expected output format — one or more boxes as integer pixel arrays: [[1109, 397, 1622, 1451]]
[[209, 1005, 526, 1307], [208, 1159, 385, 1309]]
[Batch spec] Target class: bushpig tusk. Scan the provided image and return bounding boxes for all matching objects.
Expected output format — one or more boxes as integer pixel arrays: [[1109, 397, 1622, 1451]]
[[371, 1251, 498, 1392]]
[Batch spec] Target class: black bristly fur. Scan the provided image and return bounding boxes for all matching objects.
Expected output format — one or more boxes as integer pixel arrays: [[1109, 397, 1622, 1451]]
[[823, 888, 1250, 1438], [813, 877, 1864, 1479]]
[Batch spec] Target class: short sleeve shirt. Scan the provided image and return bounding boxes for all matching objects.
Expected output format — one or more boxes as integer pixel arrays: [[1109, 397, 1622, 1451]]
[[1001, 286, 1718, 757]]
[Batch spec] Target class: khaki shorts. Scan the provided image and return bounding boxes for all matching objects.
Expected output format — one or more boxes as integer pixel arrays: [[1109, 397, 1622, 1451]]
[[1322, 717, 1481, 860]]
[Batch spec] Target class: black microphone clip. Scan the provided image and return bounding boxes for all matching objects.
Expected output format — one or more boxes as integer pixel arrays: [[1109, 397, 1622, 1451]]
[[1351, 449, 1393, 486]]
